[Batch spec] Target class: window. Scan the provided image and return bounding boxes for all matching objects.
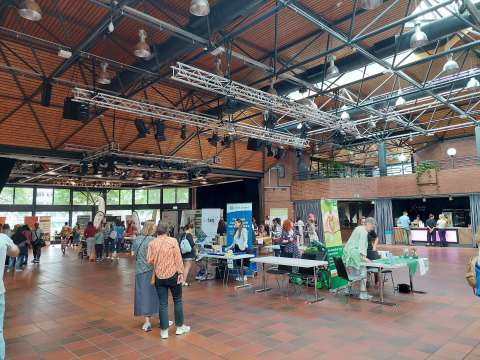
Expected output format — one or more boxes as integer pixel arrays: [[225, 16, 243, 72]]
[[107, 190, 119, 205], [73, 191, 88, 205], [135, 209, 161, 224], [87, 191, 102, 205], [163, 189, 176, 204], [14, 188, 33, 205], [176, 189, 189, 204], [35, 211, 69, 235], [0, 187, 14, 205], [0, 212, 32, 226], [148, 189, 160, 204], [36, 188, 53, 205], [120, 190, 132, 205], [135, 189, 148, 205], [54, 189, 70, 205]]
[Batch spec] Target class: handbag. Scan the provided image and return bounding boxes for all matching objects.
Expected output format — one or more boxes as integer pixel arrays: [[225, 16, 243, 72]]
[[150, 236, 167, 286]]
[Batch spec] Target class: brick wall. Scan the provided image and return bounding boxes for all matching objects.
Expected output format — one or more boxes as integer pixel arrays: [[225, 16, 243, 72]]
[[414, 137, 477, 163], [291, 166, 480, 200]]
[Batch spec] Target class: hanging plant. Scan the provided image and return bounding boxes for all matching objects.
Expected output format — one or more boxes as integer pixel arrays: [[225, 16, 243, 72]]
[[416, 160, 440, 195]]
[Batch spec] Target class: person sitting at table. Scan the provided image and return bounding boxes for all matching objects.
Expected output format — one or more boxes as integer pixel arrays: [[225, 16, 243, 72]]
[[258, 225, 267, 238], [125, 221, 134, 237], [342, 217, 376, 300], [280, 219, 301, 272]]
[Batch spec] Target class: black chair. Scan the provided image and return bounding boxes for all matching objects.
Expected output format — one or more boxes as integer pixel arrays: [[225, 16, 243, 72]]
[[366, 251, 395, 295], [287, 252, 318, 300], [332, 256, 368, 304], [266, 251, 293, 296]]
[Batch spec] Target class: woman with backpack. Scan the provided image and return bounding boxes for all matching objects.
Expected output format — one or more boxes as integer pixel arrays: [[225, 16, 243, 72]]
[[109, 219, 124, 261], [179, 224, 196, 287]]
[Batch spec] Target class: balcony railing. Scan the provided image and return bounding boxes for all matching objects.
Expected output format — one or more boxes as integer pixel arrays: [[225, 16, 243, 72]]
[[292, 155, 480, 181]]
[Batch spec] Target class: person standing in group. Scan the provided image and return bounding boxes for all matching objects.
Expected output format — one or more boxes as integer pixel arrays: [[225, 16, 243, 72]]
[[342, 217, 376, 300], [437, 214, 447, 247], [0, 232, 19, 359], [8, 226, 27, 272], [296, 217, 305, 245], [426, 214, 437, 247], [132, 220, 164, 332], [147, 221, 189, 339], [30, 223, 44, 264], [22, 225, 31, 266], [84, 222, 97, 259], [61, 222, 72, 254], [272, 218, 283, 257], [399, 211, 412, 245], [94, 228, 104, 261], [359, 217, 366, 226], [305, 218, 318, 245], [179, 223, 196, 287], [280, 219, 301, 272], [308, 214, 318, 229], [227, 219, 248, 252], [103, 223, 112, 258], [73, 222, 81, 246], [110, 219, 124, 260]]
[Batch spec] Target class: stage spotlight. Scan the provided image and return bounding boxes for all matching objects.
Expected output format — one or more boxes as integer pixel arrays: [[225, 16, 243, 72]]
[[221, 135, 231, 148], [135, 118, 150, 139], [222, 95, 237, 115], [155, 120, 166, 142], [208, 133, 219, 147], [180, 124, 187, 140], [263, 112, 278, 130], [158, 162, 165, 170], [102, 168, 109, 177], [148, 161, 155, 168], [266, 142, 275, 157], [136, 160, 142, 167], [126, 159, 133, 167], [81, 161, 88, 175], [274, 146, 285, 160], [92, 161, 100, 176]]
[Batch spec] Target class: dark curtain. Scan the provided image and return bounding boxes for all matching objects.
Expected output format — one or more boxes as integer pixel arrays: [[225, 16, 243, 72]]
[[294, 200, 324, 244], [374, 198, 393, 244], [196, 179, 260, 223], [470, 194, 480, 248], [0, 158, 15, 193]]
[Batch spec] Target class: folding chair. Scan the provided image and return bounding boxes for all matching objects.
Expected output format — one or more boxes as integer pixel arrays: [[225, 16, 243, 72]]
[[332, 256, 368, 304]]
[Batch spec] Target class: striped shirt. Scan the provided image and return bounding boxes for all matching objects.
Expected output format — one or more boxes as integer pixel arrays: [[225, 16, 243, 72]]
[[147, 235, 185, 279]]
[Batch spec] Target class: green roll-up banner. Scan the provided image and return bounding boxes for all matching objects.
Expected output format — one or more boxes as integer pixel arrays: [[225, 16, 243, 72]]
[[321, 199, 348, 291]]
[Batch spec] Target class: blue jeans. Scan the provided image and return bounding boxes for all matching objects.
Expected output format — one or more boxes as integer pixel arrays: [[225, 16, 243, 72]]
[[155, 273, 184, 330], [0, 293, 5, 360], [104, 238, 113, 257], [8, 254, 25, 271]]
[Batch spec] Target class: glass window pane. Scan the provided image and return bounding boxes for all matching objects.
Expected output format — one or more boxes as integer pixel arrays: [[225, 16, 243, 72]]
[[176, 188, 189, 204], [148, 189, 160, 204], [14, 188, 33, 205], [107, 190, 119, 205], [135, 190, 148, 205], [36, 188, 53, 205], [163, 189, 176, 204], [0, 212, 32, 227], [87, 191, 102, 205], [120, 190, 132, 205], [35, 211, 69, 236], [0, 187, 14, 205], [134, 209, 155, 224], [73, 191, 88, 205], [54, 189, 70, 205]]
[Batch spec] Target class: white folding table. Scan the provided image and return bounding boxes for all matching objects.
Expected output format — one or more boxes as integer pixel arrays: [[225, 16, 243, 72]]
[[252, 256, 328, 304], [196, 253, 254, 289], [264, 245, 307, 251]]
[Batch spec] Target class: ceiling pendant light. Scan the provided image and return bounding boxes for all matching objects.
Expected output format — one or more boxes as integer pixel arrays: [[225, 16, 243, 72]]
[[108, 17, 114, 33], [19, 0, 42, 21], [443, 37, 458, 75], [213, 57, 224, 77], [467, 75, 480, 91], [340, 105, 350, 121], [267, 78, 277, 95], [362, 0, 383, 10], [410, 18, 428, 48], [398, 152, 407, 162], [325, 55, 339, 80], [134, 29, 151, 58], [190, 0, 210, 16], [368, 116, 376, 129], [97, 62, 111, 85]]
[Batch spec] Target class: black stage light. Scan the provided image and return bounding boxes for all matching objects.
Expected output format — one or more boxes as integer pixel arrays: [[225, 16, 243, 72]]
[[107, 156, 116, 170], [102, 168, 109, 177], [266, 142, 275, 157], [155, 120, 166, 142], [33, 165, 44, 173], [92, 161, 100, 175], [81, 162, 89, 175], [296, 149, 303, 159], [208, 133, 219, 147], [180, 124, 187, 140], [136, 160, 142, 167], [148, 161, 154, 168], [300, 127, 309, 139], [222, 95, 237, 115], [263, 113, 277, 130], [112, 154, 118, 165], [77, 103, 90, 122], [135, 118, 150, 139], [126, 159, 133, 167], [41, 82, 52, 107], [274, 146, 285, 160], [158, 162, 165, 170], [221, 135, 231, 148]]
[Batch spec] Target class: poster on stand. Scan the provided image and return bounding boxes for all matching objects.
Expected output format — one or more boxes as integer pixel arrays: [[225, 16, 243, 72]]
[[201, 209, 221, 245], [77, 215, 91, 233], [39, 216, 51, 241], [269, 208, 289, 226], [321, 199, 348, 291], [24, 216, 38, 229], [181, 210, 202, 238], [162, 211, 178, 237], [0, 217, 6, 226], [226, 204, 253, 249]]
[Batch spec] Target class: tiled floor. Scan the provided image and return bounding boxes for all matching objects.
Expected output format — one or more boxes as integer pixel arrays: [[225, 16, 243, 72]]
[[4, 244, 480, 360]]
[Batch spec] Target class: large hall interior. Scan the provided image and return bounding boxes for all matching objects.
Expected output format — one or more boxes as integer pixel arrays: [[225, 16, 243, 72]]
[[1, 0, 480, 359]]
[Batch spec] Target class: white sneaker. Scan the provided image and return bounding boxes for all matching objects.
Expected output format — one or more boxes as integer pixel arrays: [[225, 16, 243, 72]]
[[175, 325, 190, 335], [106, 257, 110, 259], [359, 293, 373, 300], [158, 320, 174, 328], [161, 329, 168, 339]]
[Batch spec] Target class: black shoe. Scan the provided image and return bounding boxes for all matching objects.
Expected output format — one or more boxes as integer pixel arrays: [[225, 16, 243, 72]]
[[31, 259, 36, 263]]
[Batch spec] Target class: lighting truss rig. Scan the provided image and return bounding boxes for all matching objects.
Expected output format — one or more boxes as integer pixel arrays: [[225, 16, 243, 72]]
[[171, 62, 359, 136], [63, 141, 220, 168], [73, 88, 309, 148]]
